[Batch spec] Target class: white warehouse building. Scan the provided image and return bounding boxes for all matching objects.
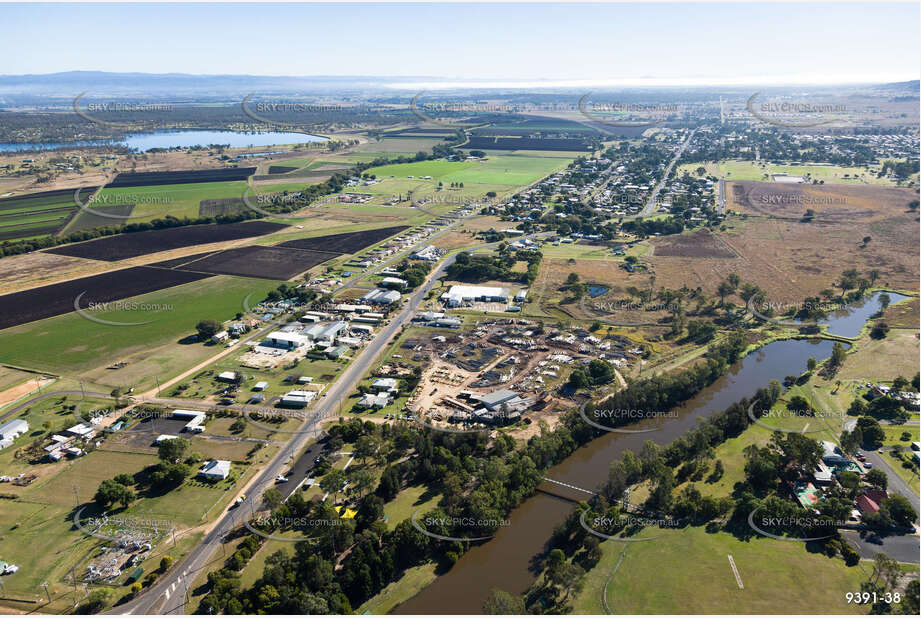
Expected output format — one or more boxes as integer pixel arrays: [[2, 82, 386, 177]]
[[441, 285, 510, 307]]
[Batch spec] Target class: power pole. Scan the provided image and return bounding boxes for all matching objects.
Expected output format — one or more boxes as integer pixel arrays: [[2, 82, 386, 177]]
[[80, 381, 86, 400], [42, 581, 51, 603]]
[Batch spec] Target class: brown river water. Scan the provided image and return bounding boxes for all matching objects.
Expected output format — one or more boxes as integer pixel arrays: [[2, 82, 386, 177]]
[[396, 338, 843, 613]]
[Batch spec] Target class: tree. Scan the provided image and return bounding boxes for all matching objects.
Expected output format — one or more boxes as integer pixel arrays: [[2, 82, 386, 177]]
[[839, 427, 863, 456], [94, 478, 135, 509], [113, 473, 134, 486], [830, 341, 847, 367], [716, 280, 733, 306], [320, 468, 347, 503], [806, 357, 817, 371], [483, 589, 525, 614], [195, 319, 222, 340], [870, 321, 890, 339], [865, 468, 888, 490], [157, 437, 189, 462], [354, 434, 379, 465], [566, 272, 580, 285], [856, 416, 885, 448], [881, 495, 917, 528], [262, 488, 283, 510], [160, 556, 174, 572]]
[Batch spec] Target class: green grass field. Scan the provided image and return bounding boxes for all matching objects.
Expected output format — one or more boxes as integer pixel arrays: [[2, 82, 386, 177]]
[[677, 160, 896, 185], [92, 180, 249, 220], [573, 526, 867, 614], [0, 276, 278, 381]]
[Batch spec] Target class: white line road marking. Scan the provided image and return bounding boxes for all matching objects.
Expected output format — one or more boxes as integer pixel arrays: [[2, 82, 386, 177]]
[[728, 554, 744, 589], [165, 589, 170, 601]]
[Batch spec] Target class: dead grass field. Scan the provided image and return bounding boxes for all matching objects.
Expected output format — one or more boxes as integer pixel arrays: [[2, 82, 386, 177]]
[[0, 251, 115, 293], [652, 228, 738, 258], [727, 180, 918, 221], [883, 296, 920, 329], [645, 184, 919, 303], [837, 328, 920, 383]]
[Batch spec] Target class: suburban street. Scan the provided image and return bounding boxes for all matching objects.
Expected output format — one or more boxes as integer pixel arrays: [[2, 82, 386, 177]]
[[634, 127, 697, 218], [841, 530, 920, 564]]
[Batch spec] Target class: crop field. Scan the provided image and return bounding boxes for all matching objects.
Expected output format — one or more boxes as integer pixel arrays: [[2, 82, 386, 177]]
[[277, 224, 408, 253], [0, 187, 97, 241], [92, 179, 250, 220], [362, 153, 574, 200], [155, 245, 341, 279], [0, 251, 113, 294], [46, 220, 287, 261], [0, 275, 278, 377], [462, 135, 593, 151], [0, 265, 214, 330], [267, 165, 297, 174], [106, 166, 255, 188], [63, 203, 135, 233], [356, 136, 448, 153]]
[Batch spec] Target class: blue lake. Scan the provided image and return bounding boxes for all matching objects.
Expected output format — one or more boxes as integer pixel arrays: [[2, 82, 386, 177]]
[[0, 130, 326, 153]]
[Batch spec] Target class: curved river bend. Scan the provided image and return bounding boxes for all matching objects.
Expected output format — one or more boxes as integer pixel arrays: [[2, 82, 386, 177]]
[[397, 338, 844, 614]]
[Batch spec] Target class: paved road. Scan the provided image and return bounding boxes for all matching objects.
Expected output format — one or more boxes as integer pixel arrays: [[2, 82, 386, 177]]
[[633, 128, 697, 219], [864, 449, 920, 516], [717, 178, 726, 214], [841, 530, 920, 563], [112, 231, 496, 614]]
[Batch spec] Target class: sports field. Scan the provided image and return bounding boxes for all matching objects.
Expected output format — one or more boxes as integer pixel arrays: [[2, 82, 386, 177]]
[[572, 526, 867, 614]]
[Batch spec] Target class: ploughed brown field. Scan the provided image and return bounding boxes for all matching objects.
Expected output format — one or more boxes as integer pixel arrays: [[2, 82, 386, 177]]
[[153, 245, 341, 280], [0, 266, 214, 330], [45, 221, 288, 261]]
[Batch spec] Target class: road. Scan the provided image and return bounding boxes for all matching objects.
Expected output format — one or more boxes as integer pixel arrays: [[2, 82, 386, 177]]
[[633, 128, 697, 219], [841, 530, 920, 563], [717, 178, 726, 214], [864, 449, 920, 516], [112, 231, 491, 614]]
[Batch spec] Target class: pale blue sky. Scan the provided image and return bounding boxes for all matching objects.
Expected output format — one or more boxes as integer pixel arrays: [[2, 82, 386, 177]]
[[2, 2, 918, 85]]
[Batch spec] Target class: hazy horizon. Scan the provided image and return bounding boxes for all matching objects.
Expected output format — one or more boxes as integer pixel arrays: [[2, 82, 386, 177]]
[[2, 2, 919, 86]]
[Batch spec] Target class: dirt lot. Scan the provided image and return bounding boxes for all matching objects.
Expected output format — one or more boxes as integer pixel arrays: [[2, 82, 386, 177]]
[[727, 181, 919, 222], [0, 251, 115, 294], [652, 228, 738, 258]]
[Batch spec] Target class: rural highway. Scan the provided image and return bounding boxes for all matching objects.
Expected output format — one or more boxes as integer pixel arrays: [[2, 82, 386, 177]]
[[112, 229, 529, 614]]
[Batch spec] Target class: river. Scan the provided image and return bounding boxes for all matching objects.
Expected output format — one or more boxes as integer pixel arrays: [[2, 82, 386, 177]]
[[396, 337, 846, 613]]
